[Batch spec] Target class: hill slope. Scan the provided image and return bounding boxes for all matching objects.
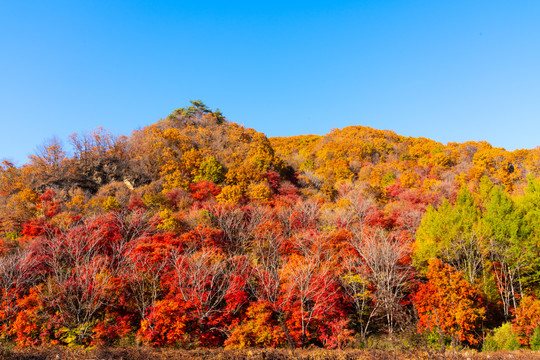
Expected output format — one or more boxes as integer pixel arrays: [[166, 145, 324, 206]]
[[0, 102, 539, 349]]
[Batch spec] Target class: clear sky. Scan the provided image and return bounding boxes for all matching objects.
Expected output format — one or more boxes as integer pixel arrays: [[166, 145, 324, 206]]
[[1, 1, 539, 165]]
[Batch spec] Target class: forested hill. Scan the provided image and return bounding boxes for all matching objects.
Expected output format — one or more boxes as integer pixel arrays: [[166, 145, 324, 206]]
[[0, 101, 539, 350], [271, 125, 540, 197]]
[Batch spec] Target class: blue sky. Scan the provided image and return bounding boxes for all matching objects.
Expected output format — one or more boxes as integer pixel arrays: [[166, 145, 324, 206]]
[[1, 1, 539, 164]]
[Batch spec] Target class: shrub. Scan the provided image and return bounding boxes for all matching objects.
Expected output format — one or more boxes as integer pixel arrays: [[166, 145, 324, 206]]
[[530, 326, 540, 351], [483, 322, 520, 352]]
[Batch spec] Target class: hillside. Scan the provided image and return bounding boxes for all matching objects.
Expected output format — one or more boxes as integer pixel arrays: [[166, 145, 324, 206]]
[[0, 101, 539, 351], [271, 125, 539, 195]]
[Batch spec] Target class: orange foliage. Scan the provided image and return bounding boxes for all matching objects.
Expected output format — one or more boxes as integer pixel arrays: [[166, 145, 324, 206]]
[[0, 102, 539, 350], [414, 259, 485, 345], [513, 295, 540, 346], [225, 301, 285, 348], [139, 298, 192, 346]]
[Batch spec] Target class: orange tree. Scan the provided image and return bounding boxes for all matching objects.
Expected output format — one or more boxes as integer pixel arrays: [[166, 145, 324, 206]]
[[414, 259, 486, 346], [512, 295, 540, 346]]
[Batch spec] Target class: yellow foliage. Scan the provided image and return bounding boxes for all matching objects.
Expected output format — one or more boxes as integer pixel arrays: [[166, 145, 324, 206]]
[[0, 161, 25, 196], [320, 182, 337, 201], [401, 170, 421, 188], [409, 138, 440, 160], [102, 196, 121, 212], [14, 188, 39, 205], [6, 188, 39, 217], [247, 182, 272, 202], [142, 192, 165, 209], [157, 208, 180, 231], [455, 173, 468, 189], [468, 166, 485, 182], [67, 192, 86, 215], [85, 198, 106, 215], [422, 178, 440, 191], [217, 185, 243, 204], [225, 165, 260, 191], [367, 165, 393, 189], [270, 135, 320, 170], [330, 160, 354, 182], [248, 133, 278, 172], [181, 149, 203, 177], [51, 212, 75, 230], [431, 152, 451, 167], [162, 170, 190, 193]]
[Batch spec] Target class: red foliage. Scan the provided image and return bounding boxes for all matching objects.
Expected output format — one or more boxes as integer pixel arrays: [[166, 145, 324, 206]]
[[38, 189, 60, 218], [265, 171, 281, 193], [21, 219, 50, 239], [11, 286, 58, 346], [190, 180, 222, 201], [366, 208, 396, 229], [139, 298, 192, 346], [179, 226, 226, 251], [129, 232, 181, 267], [92, 312, 133, 345], [128, 194, 146, 210]]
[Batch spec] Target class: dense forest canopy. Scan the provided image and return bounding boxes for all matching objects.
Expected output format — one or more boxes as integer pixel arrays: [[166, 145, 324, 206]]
[[0, 101, 540, 350]]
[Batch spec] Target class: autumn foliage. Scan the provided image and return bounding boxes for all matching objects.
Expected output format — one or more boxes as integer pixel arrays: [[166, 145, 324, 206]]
[[0, 101, 540, 350], [414, 259, 486, 345]]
